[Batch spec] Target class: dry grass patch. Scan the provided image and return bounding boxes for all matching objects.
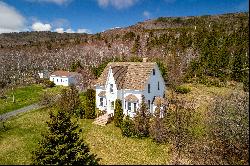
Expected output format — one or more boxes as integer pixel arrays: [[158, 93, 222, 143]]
[[79, 119, 170, 165]]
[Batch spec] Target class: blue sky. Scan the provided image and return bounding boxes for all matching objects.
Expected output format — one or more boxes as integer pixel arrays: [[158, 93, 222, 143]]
[[0, 0, 249, 34]]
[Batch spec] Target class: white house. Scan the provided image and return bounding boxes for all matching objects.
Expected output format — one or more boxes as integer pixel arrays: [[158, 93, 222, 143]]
[[95, 59, 166, 117], [50, 70, 78, 86]]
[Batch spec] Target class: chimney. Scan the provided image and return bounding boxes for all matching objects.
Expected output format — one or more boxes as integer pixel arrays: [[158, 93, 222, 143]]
[[143, 57, 148, 62]]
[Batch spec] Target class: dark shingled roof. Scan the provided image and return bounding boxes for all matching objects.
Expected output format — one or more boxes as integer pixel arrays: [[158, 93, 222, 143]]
[[95, 62, 156, 90]]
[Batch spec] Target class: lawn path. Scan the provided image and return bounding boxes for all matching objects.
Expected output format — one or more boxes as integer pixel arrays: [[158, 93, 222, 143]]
[[0, 103, 43, 120]]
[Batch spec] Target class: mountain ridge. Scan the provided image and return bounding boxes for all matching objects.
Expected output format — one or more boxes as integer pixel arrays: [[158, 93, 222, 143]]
[[0, 12, 248, 89]]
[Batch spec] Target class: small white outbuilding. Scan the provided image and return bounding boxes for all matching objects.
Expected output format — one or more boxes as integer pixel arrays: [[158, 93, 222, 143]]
[[49, 70, 78, 86]]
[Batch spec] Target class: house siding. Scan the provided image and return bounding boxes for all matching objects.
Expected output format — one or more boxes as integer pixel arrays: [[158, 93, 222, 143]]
[[96, 86, 107, 111], [49, 75, 77, 86], [142, 64, 166, 114], [105, 67, 118, 115]]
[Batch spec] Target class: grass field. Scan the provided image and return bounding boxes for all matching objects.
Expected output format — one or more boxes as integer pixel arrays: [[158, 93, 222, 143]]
[[0, 107, 170, 165], [0, 85, 44, 115], [0, 84, 66, 115], [0, 83, 246, 165], [0, 108, 49, 164]]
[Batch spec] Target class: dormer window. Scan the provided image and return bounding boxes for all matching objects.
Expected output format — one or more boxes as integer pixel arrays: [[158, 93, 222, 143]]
[[110, 84, 113, 92], [153, 69, 155, 75], [158, 81, 160, 90]]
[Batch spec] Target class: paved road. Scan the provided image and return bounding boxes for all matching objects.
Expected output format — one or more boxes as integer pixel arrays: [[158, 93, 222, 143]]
[[0, 103, 43, 120]]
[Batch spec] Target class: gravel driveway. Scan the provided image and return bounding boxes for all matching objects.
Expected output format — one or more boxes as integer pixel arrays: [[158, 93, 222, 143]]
[[0, 103, 43, 121]]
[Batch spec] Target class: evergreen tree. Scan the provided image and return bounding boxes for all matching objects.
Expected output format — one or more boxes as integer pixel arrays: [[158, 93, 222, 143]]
[[120, 115, 136, 137], [85, 89, 96, 119], [131, 35, 141, 55], [70, 60, 82, 72], [32, 110, 100, 165], [133, 95, 151, 138], [114, 99, 124, 127], [231, 48, 245, 82]]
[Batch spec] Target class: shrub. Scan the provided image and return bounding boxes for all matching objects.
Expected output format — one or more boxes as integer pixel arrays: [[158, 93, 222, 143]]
[[175, 85, 191, 94], [43, 79, 55, 88], [39, 91, 56, 107], [85, 89, 96, 119], [114, 99, 124, 127], [57, 85, 81, 116], [149, 107, 167, 143], [243, 74, 249, 92], [206, 92, 249, 165], [133, 95, 151, 138], [121, 115, 136, 137]]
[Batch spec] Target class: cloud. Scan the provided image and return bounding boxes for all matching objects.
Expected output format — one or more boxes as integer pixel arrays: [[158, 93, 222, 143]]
[[55, 27, 64, 33], [0, 1, 26, 33], [143, 11, 151, 18], [54, 27, 91, 34], [77, 28, 91, 34], [65, 28, 75, 33], [32, 22, 52, 31], [97, 0, 138, 9], [26, 0, 72, 5]]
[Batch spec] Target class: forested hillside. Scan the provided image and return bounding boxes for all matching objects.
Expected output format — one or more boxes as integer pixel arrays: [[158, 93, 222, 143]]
[[0, 12, 248, 90]]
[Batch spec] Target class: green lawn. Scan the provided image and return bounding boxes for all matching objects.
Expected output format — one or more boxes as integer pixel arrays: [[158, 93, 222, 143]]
[[0, 107, 170, 165], [0, 108, 49, 165], [0, 84, 44, 115], [0, 84, 66, 115]]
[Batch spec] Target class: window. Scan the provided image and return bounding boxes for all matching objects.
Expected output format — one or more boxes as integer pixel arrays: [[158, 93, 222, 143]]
[[57, 79, 58, 82], [125, 101, 127, 109], [153, 69, 155, 75], [134, 103, 137, 112], [111, 101, 114, 109], [61, 79, 62, 82], [110, 84, 113, 93], [128, 102, 131, 111], [158, 81, 160, 90], [53, 78, 54, 81], [148, 84, 150, 93], [148, 100, 150, 108], [100, 97, 103, 106]]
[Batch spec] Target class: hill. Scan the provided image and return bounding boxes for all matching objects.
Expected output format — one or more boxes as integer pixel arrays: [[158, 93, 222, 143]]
[[0, 12, 248, 89]]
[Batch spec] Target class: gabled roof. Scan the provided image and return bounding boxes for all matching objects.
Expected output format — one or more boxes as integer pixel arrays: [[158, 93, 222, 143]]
[[98, 91, 106, 97], [95, 62, 156, 90], [50, 70, 78, 77], [125, 94, 139, 102]]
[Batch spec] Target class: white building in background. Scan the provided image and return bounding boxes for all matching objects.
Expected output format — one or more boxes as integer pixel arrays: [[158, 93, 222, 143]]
[[95, 58, 166, 117], [49, 70, 78, 86], [38, 70, 50, 79]]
